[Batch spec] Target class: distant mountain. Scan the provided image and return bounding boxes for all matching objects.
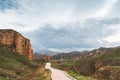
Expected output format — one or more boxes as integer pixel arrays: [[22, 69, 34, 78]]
[[34, 50, 58, 59], [50, 47, 115, 60], [50, 50, 89, 60]]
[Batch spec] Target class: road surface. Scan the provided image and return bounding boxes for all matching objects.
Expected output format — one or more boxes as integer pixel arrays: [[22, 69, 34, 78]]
[[45, 63, 76, 80]]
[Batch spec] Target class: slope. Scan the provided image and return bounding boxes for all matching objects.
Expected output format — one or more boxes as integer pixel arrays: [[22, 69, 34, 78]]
[[51, 47, 120, 80], [0, 45, 37, 80]]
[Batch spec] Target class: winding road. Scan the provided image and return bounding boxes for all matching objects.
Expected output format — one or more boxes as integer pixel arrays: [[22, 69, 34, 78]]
[[45, 63, 76, 80]]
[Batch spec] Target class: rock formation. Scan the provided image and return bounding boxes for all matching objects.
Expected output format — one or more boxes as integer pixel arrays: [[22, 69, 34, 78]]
[[0, 29, 34, 60]]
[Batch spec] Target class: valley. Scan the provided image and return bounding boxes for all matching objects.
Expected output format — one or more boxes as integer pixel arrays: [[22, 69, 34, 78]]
[[1, 0, 120, 80], [50, 47, 120, 80], [45, 62, 75, 80], [0, 29, 120, 80]]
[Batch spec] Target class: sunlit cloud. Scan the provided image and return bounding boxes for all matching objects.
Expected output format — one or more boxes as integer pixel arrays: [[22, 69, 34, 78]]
[[94, 0, 118, 17]]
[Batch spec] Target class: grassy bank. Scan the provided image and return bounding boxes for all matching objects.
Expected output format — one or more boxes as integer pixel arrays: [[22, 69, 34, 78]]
[[0, 44, 52, 80], [68, 70, 97, 80]]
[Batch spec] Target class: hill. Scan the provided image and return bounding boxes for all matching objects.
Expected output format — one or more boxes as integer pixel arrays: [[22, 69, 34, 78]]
[[50, 51, 89, 60], [0, 42, 52, 80], [0, 45, 38, 80], [51, 47, 120, 80], [0, 29, 51, 80]]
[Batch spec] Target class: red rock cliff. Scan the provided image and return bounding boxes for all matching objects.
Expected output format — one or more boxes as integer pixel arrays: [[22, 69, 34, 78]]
[[0, 29, 34, 60]]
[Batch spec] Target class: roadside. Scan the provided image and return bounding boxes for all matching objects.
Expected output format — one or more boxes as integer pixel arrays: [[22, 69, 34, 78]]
[[17, 64, 51, 80]]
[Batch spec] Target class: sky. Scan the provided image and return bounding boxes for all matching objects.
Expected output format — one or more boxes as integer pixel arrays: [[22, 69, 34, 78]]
[[0, 0, 120, 52]]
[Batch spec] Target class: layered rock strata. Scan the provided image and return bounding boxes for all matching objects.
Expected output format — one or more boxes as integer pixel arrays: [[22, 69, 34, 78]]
[[0, 29, 34, 60]]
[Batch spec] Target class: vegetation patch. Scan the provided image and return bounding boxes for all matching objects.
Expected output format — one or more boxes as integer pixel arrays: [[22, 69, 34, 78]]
[[0, 47, 39, 80]]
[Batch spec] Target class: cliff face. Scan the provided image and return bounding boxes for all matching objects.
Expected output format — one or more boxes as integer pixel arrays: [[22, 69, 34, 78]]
[[0, 29, 34, 60]]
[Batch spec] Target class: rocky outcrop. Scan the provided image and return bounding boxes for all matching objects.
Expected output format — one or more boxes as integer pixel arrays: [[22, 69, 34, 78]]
[[0, 29, 34, 60]]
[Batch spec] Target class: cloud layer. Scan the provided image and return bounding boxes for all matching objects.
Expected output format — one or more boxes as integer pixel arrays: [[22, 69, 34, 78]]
[[24, 18, 120, 52], [0, 0, 120, 52]]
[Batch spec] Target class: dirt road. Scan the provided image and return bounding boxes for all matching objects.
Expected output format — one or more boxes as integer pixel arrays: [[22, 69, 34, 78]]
[[45, 63, 76, 80]]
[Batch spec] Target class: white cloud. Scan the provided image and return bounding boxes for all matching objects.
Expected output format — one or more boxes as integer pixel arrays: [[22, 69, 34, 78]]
[[94, 0, 118, 17], [0, 0, 108, 32], [0, 0, 120, 52], [23, 18, 120, 52], [103, 24, 120, 42], [103, 34, 120, 43]]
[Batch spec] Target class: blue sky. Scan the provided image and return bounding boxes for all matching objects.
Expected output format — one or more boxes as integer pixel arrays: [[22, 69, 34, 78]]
[[0, 0, 120, 52]]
